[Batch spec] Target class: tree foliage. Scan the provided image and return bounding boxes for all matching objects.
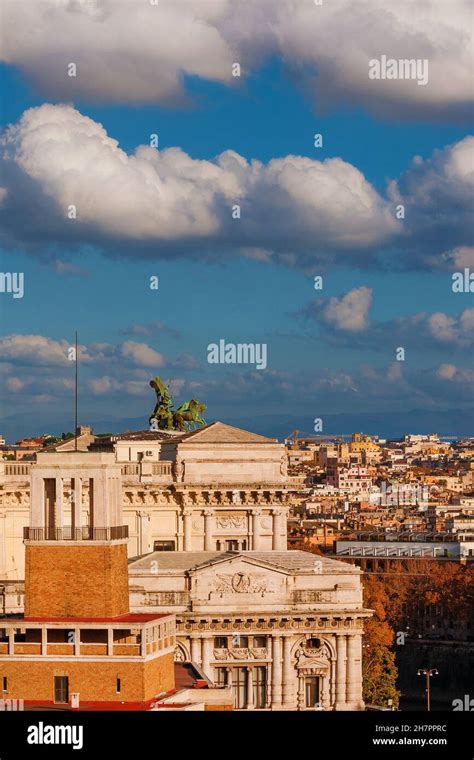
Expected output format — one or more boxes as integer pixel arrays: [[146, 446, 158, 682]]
[[362, 574, 400, 708]]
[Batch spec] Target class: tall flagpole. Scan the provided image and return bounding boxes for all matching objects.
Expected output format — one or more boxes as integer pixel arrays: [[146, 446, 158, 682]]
[[75, 331, 78, 452]]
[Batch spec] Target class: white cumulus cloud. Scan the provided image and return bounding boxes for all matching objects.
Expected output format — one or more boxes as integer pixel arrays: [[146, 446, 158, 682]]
[[0, 0, 471, 119], [0, 103, 396, 256], [120, 341, 165, 367], [319, 287, 373, 332]]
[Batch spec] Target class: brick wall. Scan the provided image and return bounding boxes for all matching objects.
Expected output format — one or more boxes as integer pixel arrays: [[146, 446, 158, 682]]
[[24, 543, 129, 618], [0, 651, 175, 704]]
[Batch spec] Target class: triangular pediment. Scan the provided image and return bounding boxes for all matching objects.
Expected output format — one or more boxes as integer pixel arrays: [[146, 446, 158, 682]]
[[179, 421, 277, 444], [191, 553, 291, 576], [190, 554, 292, 597]]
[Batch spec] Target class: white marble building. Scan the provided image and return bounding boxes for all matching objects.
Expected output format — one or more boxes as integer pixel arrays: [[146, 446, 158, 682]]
[[0, 423, 293, 579], [129, 549, 369, 711]]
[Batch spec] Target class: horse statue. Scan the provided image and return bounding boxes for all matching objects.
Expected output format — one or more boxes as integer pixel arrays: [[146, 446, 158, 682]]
[[149, 377, 206, 432], [172, 399, 207, 431]]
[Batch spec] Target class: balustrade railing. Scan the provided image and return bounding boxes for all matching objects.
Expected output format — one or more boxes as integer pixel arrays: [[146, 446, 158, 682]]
[[23, 525, 129, 541]]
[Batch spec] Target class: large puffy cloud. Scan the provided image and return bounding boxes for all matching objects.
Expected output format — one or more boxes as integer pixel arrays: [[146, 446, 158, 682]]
[[389, 136, 474, 265], [0, 105, 471, 270], [0, 103, 396, 258], [0, 0, 471, 119], [0, 0, 235, 105]]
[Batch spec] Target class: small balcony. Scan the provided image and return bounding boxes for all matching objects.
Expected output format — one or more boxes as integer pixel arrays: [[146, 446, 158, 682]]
[[23, 525, 129, 541], [121, 461, 173, 483]]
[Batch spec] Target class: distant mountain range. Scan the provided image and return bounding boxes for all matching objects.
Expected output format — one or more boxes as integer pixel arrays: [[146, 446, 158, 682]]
[[2, 407, 473, 443]]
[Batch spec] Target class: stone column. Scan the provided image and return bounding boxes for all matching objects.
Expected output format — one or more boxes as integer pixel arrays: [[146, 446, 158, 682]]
[[346, 633, 363, 709], [246, 667, 254, 710], [335, 633, 347, 710], [183, 510, 193, 551], [203, 510, 214, 551], [297, 673, 305, 710], [330, 656, 336, 706], [190, 635, 201, 665], [74, 477, 83, 535], [30, 472, 45, 529], [272, 509, 287, 551], [266, 637, 273, 708], [107, 628, 113, 656], [0, 513, 6, 580], [271, 635, 283, 708], [282, 635, 295, 708], [251, 510, 262, 550], [8, 628, 14, 655], [177, 510, 184, 551], [74, 627, 81, 656], [138, 511, 151, 555], [41, 627, 47, 656], [55, 477, 63, 533], [201, 636, 213, 678]]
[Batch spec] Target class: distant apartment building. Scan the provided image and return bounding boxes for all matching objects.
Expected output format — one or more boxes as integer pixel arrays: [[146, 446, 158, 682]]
[[335, 535, 474, 561], [326, 465, 372, 495], [349, 433, 380, 456]]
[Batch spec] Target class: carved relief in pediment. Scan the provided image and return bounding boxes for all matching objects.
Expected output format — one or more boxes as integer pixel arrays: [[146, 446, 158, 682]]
[[214, 571, 275, 595]]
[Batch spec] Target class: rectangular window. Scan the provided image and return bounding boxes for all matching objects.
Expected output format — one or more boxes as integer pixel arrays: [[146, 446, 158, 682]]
[[253, 666, 267, 709], [153, 540, 176, 552], [54, 676, 69, 704], [116, 678, 121, 693], [214, 636, 227, 648], [215, 667, 227, 687], [253, 636, 266, 648], [2, 676, 7, 692], [232, 667, 248, 709], [305, 676, 320, 708]]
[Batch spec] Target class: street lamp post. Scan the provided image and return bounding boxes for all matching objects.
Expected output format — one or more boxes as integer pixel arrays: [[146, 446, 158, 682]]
[[417, 668, 438, 711]]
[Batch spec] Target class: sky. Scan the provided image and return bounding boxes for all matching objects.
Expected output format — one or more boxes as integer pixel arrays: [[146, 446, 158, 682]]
[[0, 0, 473, 441]]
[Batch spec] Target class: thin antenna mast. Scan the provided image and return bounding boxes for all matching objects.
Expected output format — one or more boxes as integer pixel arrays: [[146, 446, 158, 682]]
[[75, 331, 78, 451]]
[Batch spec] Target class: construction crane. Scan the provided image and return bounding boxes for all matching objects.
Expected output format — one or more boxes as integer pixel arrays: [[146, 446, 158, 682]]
[[284, 429, 299, 448]]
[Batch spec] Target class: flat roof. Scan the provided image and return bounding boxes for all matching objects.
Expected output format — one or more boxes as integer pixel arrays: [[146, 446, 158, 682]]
[[9, 613, 170, 624]]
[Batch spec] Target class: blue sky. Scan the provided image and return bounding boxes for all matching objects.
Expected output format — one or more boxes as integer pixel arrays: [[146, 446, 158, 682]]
[[0, 1, 472, 439]]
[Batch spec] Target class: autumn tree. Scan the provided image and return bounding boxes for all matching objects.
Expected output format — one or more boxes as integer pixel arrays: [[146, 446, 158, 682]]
[[362, 574, 400, 708]]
